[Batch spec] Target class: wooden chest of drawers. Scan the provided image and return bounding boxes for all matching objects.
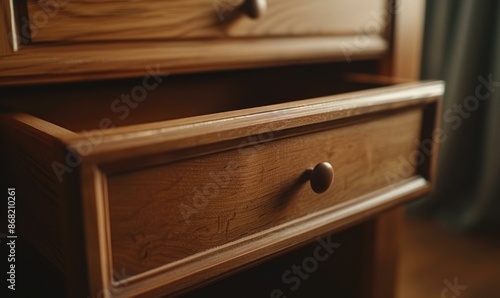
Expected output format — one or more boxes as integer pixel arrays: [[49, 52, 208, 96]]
[[0, 0, 436, 297]]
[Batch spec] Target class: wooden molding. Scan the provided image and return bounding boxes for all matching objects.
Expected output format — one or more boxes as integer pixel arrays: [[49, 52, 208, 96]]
[[0, 35, 387, 86], [0, 0, 18, 55], [393, 0, 426, 80], [61, 81, 444, 164]]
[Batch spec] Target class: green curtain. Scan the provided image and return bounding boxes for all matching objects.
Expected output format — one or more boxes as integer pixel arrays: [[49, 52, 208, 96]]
[[410, 0, 500, 231]]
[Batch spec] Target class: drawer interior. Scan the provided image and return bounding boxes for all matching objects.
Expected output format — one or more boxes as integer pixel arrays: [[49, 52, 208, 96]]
[[0, 63, 393, 133]]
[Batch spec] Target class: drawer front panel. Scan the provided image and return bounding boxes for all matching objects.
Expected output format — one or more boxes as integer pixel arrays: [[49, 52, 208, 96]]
[[0, 81, 442, 297], [26, 0, 386, 42], [107, 108, 422, 279], [66, 81, 443, 297]]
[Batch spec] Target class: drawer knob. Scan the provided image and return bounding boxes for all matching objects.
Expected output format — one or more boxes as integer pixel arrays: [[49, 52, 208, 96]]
[[243, 0, 268, 19], [309, 162, 334, 194]]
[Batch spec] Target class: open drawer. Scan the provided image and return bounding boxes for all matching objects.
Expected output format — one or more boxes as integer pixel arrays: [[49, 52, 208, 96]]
[[0, 74, 444, 297]]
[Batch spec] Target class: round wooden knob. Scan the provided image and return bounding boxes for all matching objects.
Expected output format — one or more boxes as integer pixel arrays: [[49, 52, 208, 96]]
[[309, 162, 334, 194], [242, 0, 268, 19]]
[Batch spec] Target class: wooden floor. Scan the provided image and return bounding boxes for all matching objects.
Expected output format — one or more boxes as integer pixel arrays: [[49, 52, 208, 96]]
[[397, 217, 500, 298]]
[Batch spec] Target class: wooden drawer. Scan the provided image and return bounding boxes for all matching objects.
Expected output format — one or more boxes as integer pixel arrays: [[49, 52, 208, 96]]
[[0, 0, 390, 85], [109, 108, 420, 275], [0, 75, 443, 297], [26, 0, 386, 42]]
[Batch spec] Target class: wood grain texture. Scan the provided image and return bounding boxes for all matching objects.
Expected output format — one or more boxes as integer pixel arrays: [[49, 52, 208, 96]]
[[363, 207, 404, 298], [366, 3, 430, 296], [26, 0, 385, 42], [393, 0, 426, 80], [0, 64, 383, 133], [107, 108, 423, 278], [0, 0, 17, 54], [1, 79, 443, 297], [0, 1, 440, 296], [79, 81, 441, 297], [1, 0, 390, 85], [0, 114, 69, 272], [62, 81, 444, 165], [104, 177, 431, 297], [0, 113, 89, 297], [0, 35, 387, 86], [0, 0, 390, 85]]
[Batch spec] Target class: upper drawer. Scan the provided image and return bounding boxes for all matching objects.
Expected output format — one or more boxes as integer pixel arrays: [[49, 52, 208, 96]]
[[1, 1, 390, 85], [26, 0, 386, 42]]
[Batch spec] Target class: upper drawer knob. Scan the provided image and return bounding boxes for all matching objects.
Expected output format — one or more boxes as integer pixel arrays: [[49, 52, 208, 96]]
[[243, 0, 268, 19], [309, 162, 334, 194]]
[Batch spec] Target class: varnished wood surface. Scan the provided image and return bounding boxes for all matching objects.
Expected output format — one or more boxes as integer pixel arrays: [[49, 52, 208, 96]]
[[0, 1, 438, 296], [1, 77, 443, 297], [363, 208, 404, 298], [393, 0, 426, 80], [1, 0, 389, 85], [26, 0, 385, 42], [0, 113, 88, 297], [81, 81, 441, 297], [398, 218, 500, 298], [0, 0, 17, 55], [107, 108, 423, 278], [366, 3, 431, 295], [106, 177, 431, 297], [0, 63, 385, 132], [63, 81, 444, 165], [0, 35, 387, 86], [0, 115, 68, 272]]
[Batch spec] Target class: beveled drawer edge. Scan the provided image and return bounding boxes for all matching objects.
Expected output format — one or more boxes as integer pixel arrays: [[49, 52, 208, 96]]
[[0, 0, 18, 55], [90, 174, 428, 297], [0, 35, 387, 86], [67, 81, 444, 164], [1, 112, 78, 141]]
